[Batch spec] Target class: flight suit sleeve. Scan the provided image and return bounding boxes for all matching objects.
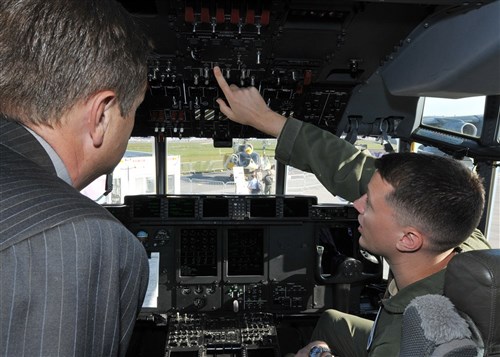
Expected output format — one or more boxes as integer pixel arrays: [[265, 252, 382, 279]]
[[459, 228, 491, 251], [275, 117, 376, 202]]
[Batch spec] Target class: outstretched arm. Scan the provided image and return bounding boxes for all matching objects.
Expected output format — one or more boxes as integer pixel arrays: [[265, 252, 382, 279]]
[[213, 66, 286, 137], [213, 65, 375, 202]]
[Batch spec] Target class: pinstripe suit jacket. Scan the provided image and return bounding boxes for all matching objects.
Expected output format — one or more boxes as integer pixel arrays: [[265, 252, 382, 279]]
[[0, 117, 149, 357]]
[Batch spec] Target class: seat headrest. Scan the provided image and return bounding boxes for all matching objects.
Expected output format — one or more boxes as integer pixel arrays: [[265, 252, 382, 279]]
[[444, 249, 500, 356], [399, 294, 480, 357]]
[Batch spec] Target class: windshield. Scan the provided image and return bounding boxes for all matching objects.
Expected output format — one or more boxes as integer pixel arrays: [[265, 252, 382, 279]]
[[82, 135, 399, 205]]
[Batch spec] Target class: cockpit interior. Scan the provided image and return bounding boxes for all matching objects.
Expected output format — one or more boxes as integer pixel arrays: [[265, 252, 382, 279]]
[[100, 1, 500, 356]]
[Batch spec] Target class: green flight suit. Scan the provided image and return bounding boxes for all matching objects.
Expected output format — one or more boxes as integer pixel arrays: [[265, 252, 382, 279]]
[[275, 117, 490, 356], [276, 117, 375, 203]]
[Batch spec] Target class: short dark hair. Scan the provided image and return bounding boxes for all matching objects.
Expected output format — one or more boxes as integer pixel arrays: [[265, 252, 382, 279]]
[[0, 0, 153, 125], [375, 152, 485, 252]]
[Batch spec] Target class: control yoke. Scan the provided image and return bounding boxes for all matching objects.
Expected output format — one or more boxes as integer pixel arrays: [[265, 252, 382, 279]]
[[315, 245, 380, 284]]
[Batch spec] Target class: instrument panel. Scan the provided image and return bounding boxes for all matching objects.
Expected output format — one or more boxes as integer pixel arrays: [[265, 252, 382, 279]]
[[111, 195, 382, 356], [124, 194, 317, 221], [108, 195, 380, 315], [165, 312, 279, 356], [119, 0, 438, 139]]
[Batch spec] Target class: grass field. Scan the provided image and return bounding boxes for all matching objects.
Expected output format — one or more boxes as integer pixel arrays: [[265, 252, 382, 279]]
[[127, 138, 277, 163], [126, 136, 391, 162]]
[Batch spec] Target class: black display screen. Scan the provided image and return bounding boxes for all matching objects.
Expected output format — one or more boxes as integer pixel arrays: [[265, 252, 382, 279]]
[[132, 197, 161, 218], [249, 198, 276, 218], [168, 198, 196, 218], [203, 198, 229, 217], [283, 197, 310, 218], [227, 229, 264, 276], [180, 228, 218, 276]]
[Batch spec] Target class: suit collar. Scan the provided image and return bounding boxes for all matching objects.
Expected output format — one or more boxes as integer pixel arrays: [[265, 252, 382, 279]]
[[0, 115, 57, 176]]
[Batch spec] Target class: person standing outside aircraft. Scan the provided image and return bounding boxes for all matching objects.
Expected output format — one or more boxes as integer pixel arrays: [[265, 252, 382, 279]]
[[212, 66, 489, 356], [263, 165, 275, 195], [0, 1, 153, 356], [248, 172, 262, 194]]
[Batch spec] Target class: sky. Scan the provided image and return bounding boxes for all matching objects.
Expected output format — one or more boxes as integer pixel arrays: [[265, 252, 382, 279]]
[[422, 96, 486, 117]]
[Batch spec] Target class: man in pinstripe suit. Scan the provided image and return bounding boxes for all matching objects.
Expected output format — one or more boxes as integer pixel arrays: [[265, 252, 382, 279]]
[[0, 0, 153, 356]]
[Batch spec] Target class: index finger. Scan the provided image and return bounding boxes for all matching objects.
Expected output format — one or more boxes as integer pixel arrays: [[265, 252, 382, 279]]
[[213, 66, 232, 99]]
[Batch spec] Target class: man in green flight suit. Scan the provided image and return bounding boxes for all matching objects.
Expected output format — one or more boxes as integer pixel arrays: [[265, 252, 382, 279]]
[[213, 66, 490, 357]]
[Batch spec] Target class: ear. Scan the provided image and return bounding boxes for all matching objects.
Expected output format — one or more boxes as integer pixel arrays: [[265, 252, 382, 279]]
[[87, 91, 117, 147], [396, 229, 424, 252]]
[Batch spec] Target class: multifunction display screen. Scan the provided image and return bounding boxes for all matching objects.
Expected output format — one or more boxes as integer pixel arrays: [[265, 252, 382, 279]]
[[131, 197, 161, 218], [227, 229, 264, 276], [283, 197, 311, 218], [180, 228, 218, 276], [168, 198, 196, 218], [203, 198, 229, 217], [249, 198, 277, 218]]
